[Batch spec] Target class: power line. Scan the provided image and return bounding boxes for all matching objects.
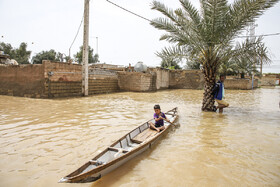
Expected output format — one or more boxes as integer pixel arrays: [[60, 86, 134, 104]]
[[106, 0, 280, 39], [236, 32, 280, 38], [69, 15, 84, 57], [106, 0, 152, 22]]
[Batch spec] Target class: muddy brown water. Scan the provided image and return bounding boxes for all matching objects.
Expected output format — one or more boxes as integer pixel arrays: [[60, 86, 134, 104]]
[[0, 88, 280, 187]]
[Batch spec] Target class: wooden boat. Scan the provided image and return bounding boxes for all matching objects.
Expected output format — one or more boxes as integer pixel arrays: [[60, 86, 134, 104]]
[[59, 107, 178, 183]]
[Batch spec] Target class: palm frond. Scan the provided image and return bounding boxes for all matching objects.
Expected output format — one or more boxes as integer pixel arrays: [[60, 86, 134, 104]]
[[200, 0, 229, 43], [179, 0, 201, 28], [225, 0, 279, 40], [156, 46, 188, 59]]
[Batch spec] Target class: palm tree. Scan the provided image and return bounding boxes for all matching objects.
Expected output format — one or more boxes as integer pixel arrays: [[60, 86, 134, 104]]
[[151, 0, 279, 111], [255, 37, 271, 75], [230, 36, 271, 78], [157, 46, 182, 69]]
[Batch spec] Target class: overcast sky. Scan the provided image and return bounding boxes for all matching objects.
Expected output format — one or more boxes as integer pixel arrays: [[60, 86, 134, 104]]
[[0, 0, 279, 72]]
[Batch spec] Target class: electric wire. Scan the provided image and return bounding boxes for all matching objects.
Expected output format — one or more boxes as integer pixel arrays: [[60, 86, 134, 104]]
[[69, 15, 84, 57], [236, 32, 280, 38], [106, 0, 152, 22], [106, 0, 280, 39]]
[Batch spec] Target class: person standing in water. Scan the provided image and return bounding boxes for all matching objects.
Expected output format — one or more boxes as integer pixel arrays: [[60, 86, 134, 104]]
[[213, 75, 229, 113], [149, 104, 170, 132]]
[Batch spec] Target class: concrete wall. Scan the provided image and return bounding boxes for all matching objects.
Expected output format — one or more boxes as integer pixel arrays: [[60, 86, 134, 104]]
[[0, 64, 45, 98], [118, 72, 156, 92], [224, 78, 258, 89], [169, 70, 204, 89]]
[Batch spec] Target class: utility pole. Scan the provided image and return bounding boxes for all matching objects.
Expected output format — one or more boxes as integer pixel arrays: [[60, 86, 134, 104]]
[[82, 0, 89, 96]]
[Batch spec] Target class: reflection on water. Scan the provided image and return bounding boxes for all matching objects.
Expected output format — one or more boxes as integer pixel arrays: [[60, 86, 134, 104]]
[[0, 88, 279, 187]]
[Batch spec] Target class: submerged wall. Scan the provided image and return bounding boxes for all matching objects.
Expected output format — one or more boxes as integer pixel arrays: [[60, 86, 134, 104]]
[[0, 61, 264, 99], [259, 74, 280, 86], [118, 72, 156, 92], [150, 68, 170, 90], [45, 61, 120, 98], [224, 78, 258, 89], [44, 61, 82, 97], [0, 64, 45, 98], [88, 68, 119, 95], [169, 70, 204, 89], [0, 61, 120, 98]]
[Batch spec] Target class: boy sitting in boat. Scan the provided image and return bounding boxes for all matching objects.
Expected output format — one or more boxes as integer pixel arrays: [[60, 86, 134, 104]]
[[149, 104, 170, 132]]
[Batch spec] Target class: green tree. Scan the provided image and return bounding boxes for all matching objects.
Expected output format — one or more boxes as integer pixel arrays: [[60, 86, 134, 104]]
[[151, 0, 279, 111], [74, 45, 99, 64], [255, 37, 271, 75], [0, 42, 31, 64], [0, 42, 14, 58], [218, 60, 236, 75], [157, 47, 181, 69], [227, 37, 271, 78], [32, 49, 59, 64], [14, 43, 31, 64]]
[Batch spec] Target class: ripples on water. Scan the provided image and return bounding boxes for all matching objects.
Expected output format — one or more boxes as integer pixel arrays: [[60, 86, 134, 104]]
[[0, 88, 279, 186]]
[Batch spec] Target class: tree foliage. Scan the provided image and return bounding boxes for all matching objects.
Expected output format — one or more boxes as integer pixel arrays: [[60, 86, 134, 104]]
[[151, 0, 279, 111], [74, 45, 99, 64], [0, 42, 14, 57], [0, 42, 31, 64], [219, 37, 271, 77], [14, 43, 31, 64], [156, 46, 181, 69], [31, 49, 60, 64]]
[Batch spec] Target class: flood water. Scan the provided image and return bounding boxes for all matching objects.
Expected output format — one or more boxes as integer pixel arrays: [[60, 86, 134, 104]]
[[0, 88, 280, 187]]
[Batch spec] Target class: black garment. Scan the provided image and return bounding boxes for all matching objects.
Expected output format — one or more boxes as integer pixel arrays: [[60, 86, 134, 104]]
[[212, 80, 221, 98]]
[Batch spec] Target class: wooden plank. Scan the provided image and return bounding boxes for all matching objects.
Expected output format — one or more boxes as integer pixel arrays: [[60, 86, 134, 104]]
[[136, 128, 151, 139], [132, 128, 158, 143], [131, 139, 142, 144]]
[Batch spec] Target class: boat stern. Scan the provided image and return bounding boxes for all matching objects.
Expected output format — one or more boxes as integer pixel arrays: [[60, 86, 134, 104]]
[[58, 177, 70, 183], [58, 174, 101, 183]]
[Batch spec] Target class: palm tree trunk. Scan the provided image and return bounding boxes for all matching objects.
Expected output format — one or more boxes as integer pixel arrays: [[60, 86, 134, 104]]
[[202, 67, 216, 111]]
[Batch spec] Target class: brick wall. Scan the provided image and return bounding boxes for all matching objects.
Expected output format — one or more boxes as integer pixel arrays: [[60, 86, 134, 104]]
[[88, 68, 119, 94], [43, 61, 83, 98], [0, 61, 266, 98], [0, 61, 120, 98], [43, 60, 82, 82], [0, 64, 45, 98], [224, 78, 258, 89], [259, 74, 279, 86], [44, 61, 119, 98], [169, 70, 204, 89], [150, 68, 169, 90], [118, 72, 156, 92], [46, 81, 82, 98]]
